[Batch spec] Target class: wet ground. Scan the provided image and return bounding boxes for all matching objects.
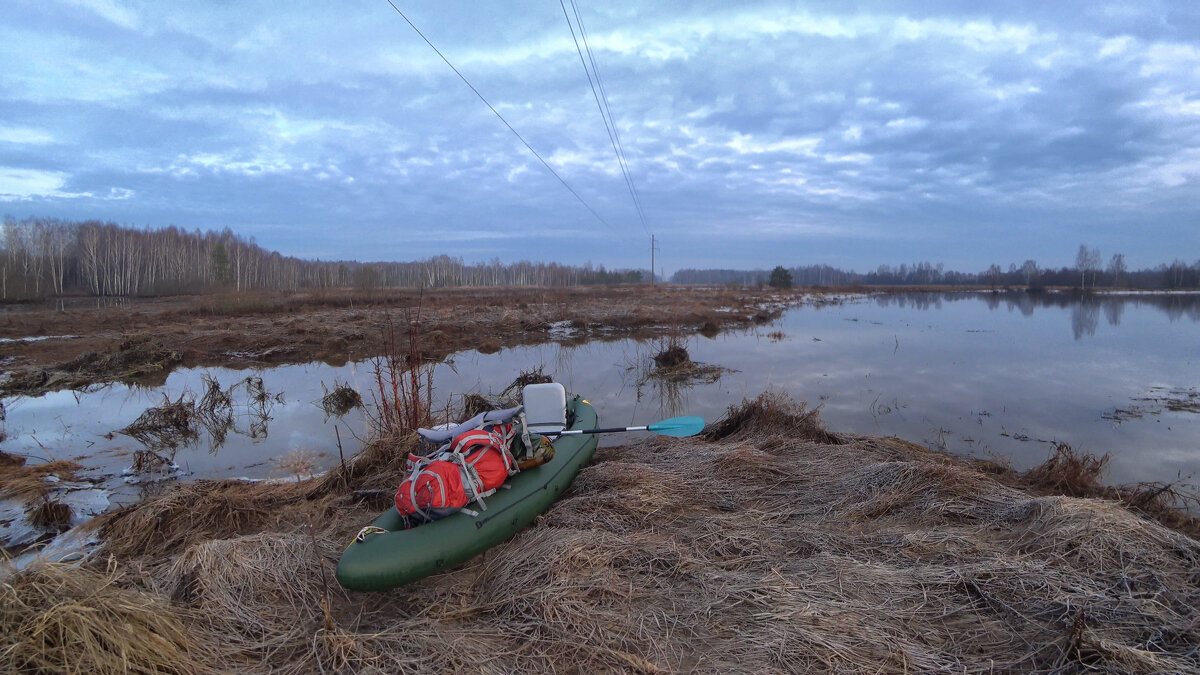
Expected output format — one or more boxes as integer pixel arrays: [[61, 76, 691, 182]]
[[4, 288, 1198, 557], [0, 285, 801, 396]]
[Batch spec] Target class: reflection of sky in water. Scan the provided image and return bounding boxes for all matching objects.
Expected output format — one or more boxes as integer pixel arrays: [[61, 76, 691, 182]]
[[3, 292, 1198, 494]]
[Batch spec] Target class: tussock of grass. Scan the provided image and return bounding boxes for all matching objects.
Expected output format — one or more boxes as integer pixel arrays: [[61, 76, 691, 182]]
[[0, 449, 25, 468], [457, 392, 495, 419], [120, 394, 197, 450], [1014, 442, 1200, 539], [704, 390, 843, 445], [500, 366, 552, 398], [29, 499, 72, 531], [652, 342, 690, 369], [1022, 442, 1109, 496]]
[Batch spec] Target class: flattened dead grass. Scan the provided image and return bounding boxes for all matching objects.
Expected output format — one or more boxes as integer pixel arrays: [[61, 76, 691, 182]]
[[0, 559, 225, 674], [0, 459, 81, 502], [99, 479, 313, 559]]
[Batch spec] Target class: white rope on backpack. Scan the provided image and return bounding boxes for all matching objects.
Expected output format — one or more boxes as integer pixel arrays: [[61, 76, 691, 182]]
[[518, 411, 533, 463], [450, 450, 489, 511]]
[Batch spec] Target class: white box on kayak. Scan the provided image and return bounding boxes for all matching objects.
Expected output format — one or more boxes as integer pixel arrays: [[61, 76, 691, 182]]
[[523, 383, 566, 434]]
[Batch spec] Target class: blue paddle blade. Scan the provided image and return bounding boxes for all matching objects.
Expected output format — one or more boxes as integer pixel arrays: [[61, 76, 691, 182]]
[[646, 416, 706, 438]]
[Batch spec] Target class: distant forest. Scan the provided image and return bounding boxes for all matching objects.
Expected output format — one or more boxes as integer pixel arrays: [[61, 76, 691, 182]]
[[0, 216, 642, 301], [675, 248, 1200, 290], [2, 216, 1197, 301]]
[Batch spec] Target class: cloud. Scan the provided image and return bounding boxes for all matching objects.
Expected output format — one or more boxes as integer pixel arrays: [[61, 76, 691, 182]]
[[0, 126, 56, 145], [0, 167, 132, 201], [0, 168, 71, 201], [64, 0, 140, 30], [2, 1, 1197, 271]]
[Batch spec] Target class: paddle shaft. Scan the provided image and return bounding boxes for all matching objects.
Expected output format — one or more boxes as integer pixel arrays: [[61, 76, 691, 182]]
[[552, 425, 650, 436]]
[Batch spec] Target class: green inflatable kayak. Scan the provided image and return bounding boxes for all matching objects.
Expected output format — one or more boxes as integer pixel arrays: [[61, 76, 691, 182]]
[[336, 395, 599, 591]]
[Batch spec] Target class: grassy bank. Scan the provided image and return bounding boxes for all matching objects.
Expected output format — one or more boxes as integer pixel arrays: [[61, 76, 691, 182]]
[[3, 393, 1199, 673]]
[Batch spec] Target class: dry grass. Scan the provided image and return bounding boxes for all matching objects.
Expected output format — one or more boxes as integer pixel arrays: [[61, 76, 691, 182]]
[[0, 459, 82, 502], [98, 479, 314, 559], [1013, 442, 1200, 539], [29, 499, 72, 531], [165, 532, 345, 664], [0, 558, 226, 674], [20, 391, 1200, 673]]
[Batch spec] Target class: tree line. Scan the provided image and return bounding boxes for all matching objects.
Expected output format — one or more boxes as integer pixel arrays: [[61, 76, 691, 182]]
[[5, 216, 1195, 300], [0, 216, 642, 301], [676, 244, 1200, 291]]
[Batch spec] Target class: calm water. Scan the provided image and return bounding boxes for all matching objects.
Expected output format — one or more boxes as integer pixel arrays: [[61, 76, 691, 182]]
[[3, 292, 1198, 511]]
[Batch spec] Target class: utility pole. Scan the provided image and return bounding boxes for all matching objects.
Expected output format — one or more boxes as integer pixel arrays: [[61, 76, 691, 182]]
[[649, 234, 659, 285]]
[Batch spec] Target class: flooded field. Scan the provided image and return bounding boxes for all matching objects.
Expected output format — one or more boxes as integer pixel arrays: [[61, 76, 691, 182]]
[[2, 291, 1198, 545]]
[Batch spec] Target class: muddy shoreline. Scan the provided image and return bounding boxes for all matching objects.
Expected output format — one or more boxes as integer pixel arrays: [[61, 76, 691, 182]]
[[0, 285, 836, 397]]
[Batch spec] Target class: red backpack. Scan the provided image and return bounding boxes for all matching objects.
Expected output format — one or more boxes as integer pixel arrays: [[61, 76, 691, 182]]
[[395, 459, 468, 523], [450, 423, 518, 492], [395, 423, 519, 526]]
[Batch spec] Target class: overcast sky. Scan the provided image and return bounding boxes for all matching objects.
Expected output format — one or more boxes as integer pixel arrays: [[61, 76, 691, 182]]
[[2, 1, 1198, 274]]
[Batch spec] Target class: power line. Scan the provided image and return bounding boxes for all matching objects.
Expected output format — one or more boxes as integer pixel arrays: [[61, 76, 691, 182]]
[[560, 0, 650, 236], [383, 0, 614, 229], [571, 0, 648, 232]]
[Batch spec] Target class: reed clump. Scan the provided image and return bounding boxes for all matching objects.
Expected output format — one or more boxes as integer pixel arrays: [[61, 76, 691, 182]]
[[120, 393, 198, 450], [319, 382, 362, 417], [704, 390, 843, 445]]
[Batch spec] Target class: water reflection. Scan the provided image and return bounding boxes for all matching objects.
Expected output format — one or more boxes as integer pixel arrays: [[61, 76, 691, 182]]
[[1071, 302, 1100, 340], [872, 291, 1200, 339]]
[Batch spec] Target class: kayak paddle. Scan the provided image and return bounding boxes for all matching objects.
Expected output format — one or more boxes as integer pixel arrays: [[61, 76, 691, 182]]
[[549, 415, 705, 438]]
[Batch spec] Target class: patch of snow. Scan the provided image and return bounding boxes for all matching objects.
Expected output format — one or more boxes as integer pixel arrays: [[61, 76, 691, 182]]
[[122, 464, 184, 484], [548, 320, 579, 339], [0, 335, 79, 343]]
